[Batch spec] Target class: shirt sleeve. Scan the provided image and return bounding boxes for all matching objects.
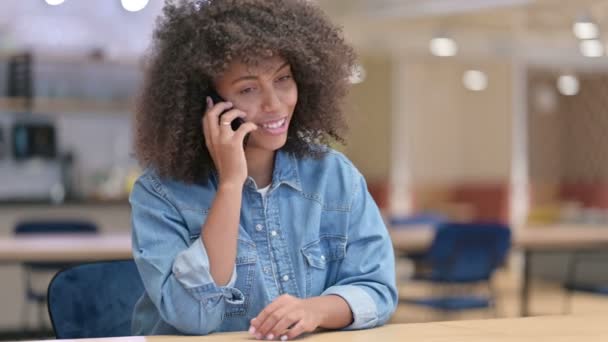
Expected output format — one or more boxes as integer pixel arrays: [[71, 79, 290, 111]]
[[321, 169, 399, 330], [130, 172, 243, 335]]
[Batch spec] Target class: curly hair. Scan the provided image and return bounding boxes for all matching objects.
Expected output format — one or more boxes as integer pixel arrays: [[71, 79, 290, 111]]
[[134, 0, 357, 183]]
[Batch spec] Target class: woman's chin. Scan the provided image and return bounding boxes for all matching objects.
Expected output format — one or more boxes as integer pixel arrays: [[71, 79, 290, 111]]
[[246, 134, 288, 152]]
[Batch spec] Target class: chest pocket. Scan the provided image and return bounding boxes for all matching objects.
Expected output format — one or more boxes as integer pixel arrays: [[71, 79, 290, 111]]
[[224, 238, 258, 317], [301, 235, 346, 297]]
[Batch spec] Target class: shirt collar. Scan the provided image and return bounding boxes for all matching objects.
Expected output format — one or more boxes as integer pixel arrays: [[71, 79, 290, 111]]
[[270, 149, 302, 192], [211, 149, 302, 192]]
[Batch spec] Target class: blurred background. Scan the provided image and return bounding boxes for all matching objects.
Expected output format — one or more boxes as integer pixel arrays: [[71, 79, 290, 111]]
[[2, 0, 608, 340]]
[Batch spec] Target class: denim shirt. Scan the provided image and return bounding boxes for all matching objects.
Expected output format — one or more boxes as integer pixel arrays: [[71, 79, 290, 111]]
[[130, 148, 398, 335]]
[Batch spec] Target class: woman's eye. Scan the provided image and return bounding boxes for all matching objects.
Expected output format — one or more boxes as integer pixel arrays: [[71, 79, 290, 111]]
[[239, 87, 255, 95], [277, 75, 292, 82]]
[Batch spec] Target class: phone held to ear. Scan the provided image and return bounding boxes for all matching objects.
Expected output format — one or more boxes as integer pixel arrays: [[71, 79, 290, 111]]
[[209, 90, 244, 131], [208, 90, 249, 146]]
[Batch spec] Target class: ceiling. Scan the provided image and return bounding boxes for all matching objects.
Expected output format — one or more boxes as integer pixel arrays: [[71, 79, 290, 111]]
[[318, 0, 608, 68], [1, 0, 608, 68]]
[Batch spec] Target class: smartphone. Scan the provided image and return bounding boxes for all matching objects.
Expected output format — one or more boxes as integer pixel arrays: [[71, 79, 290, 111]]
[[208, 90, 249, 146], [208, 90, 244, 131]]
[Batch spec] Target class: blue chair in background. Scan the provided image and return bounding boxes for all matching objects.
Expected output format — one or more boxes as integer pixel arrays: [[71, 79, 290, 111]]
[[47, 260, 144, 338], [391, 212, 448, 275], [400, 222, 511, 317], [390, 212, 448, 227], [562, 251, 608, 313], [14, 219, 98, 330]]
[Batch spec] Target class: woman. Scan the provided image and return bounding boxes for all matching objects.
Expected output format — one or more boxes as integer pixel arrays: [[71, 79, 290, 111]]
[[130, 0, 397, 339]]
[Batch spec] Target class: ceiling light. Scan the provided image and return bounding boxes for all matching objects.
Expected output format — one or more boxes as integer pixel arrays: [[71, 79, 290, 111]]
[[579, 39, 604, 57], [573, 14, 599, 40], [557, 75, 580, 96], [430, 36, 458, 57], [121, 0, 149, 12], [462, 70, 488, 91], [348, 64, 366, 84], [45, 0, 65, 5]]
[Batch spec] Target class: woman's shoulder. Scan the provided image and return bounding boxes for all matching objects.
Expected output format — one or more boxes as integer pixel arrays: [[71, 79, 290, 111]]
[[132, 168, 217, 210], [297, 145, 361, 178]]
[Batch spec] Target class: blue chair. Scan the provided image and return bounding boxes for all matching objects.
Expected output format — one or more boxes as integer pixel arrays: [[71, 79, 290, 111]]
[[562, 251, 608, 313], [391, 212, 448, 276], [14, 219, 98, 330], [401, 222, 511, 316], [390, 212, 447, 227], [47, 260, 144, 338]]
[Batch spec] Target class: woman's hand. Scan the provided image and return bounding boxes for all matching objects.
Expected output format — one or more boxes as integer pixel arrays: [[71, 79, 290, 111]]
[[202, 96, 257, 188], [249, 295, 324, 341]]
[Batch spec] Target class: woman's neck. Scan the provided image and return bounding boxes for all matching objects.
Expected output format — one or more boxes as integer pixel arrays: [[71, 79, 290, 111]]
[[245, 147, 276, 189]]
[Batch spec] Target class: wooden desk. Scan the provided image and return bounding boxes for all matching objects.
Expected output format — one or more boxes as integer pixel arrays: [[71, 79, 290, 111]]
[[390, 224, 608, 317], [0, 233, 132, 263], [21, 314, 608, 342]]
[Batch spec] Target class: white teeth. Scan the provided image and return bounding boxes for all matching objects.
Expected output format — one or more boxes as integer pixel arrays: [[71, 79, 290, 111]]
[[262, 118, 286, 129]]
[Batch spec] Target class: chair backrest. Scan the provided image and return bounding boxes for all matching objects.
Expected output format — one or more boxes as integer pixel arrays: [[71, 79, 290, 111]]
[[15, 219, 99, 269], [390, 212, 448, 227], [47, 260, 144, 338], [426, 222, 511, 283], [15, 220, 98, 235]]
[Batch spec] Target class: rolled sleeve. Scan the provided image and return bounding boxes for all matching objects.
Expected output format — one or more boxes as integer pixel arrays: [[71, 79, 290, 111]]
[[172, 238, 243, 304], [322, 285, 378, 330]]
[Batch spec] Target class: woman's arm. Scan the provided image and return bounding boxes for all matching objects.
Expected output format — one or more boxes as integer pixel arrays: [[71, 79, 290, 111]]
[[201, 96, 258, 285], [201, 183, 242, 285], [131, 173, 246, 335]]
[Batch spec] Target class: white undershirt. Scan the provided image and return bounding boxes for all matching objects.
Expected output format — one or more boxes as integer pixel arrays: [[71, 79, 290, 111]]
[[257, 184, 271, 197]]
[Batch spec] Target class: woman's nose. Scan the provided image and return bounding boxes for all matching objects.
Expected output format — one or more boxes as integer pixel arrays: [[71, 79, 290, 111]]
[[261, 89, 281, 112]]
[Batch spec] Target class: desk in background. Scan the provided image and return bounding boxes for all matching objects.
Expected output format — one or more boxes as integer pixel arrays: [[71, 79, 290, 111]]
[[0, 233, 131, 263]]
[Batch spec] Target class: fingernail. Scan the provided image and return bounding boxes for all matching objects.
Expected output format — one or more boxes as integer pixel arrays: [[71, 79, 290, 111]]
[[281, 336, 288, 341], [255, 333, 263, 340], [227, 101, 233, 107], [248, 326, 256, 334], [266, 334, 274, 340]]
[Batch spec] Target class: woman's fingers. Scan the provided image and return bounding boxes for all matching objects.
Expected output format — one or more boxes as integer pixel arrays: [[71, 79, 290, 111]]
[[234, 122, 257, 143], [218, 109, 247, 133], [204, 97, 233, 138]]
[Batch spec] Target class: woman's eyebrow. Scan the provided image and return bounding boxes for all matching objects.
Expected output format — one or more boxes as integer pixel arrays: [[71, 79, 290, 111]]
[[230, 63, 290, 85], [274, 62, 290, 73]]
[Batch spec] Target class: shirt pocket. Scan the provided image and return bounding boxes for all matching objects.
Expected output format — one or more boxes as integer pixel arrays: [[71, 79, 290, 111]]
[[224, 238, 258, 318], [300, 235, 346, 297]]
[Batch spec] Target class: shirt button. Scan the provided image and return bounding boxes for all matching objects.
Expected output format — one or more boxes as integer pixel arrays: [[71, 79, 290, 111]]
[[282, 275, 289, 282], [271, 230, 277, 237], [255, 224, 263, 232], [321, 255, 326, 261]]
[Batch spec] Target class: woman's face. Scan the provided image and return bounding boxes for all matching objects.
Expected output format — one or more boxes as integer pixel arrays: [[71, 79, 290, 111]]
[[214, 55, 298, 152]]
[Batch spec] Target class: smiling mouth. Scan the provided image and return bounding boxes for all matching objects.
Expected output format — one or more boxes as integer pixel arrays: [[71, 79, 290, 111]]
[[261, 118, 286, 129]]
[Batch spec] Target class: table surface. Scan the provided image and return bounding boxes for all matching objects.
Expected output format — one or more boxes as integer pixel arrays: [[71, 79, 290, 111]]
[[0, 233, 132, 262], [22, 314, 608, 342]]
